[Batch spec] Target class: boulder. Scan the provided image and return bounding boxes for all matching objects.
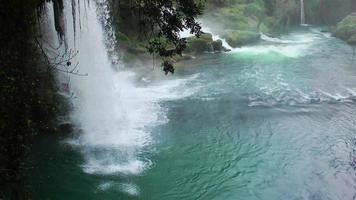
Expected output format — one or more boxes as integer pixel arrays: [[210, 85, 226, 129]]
[[223, 30, 260, 47], [212, 39, 223, 52], [185, 33, 214, 54], [332, 13, 356, 43], [185, 33, 229, 53]]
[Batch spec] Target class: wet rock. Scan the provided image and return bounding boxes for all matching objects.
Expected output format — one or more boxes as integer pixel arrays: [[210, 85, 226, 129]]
[[185, 33, 214, 53], [223, 30, 260, 48], [185, 33, 229, 54], [332, 13, 356, 44], [212, 39, 223, 52]]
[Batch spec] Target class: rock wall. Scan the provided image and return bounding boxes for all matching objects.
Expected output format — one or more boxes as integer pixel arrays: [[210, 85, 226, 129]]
[[305, 0, 356, 25]]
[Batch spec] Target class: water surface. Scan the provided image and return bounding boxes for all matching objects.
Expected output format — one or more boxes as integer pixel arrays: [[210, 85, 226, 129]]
[[31, 27, 356, 200]]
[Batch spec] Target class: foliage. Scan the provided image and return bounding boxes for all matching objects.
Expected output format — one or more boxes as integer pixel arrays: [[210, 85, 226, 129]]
[[113, 0, 205, 61], [137, 0, 205, 58]]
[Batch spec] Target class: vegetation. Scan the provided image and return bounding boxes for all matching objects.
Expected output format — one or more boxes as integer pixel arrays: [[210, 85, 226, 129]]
[[111, 0, 205, 68], [0, 0, 67, 199]]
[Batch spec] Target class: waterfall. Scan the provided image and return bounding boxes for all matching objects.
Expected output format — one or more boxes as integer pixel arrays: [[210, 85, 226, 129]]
[[300, 0, 306, 25], [42, 0, 197, 178], [40, 0, 149, 175]]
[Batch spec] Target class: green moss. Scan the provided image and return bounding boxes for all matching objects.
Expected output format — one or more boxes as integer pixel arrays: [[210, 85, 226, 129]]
[[333, 14, 356, 39], [223, 30, 260, 47], [185, 33, 214, 53], [199, 33, 213, 41]]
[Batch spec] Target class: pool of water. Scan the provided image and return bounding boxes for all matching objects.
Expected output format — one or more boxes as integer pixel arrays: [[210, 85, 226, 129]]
[[30, 27, 356, 200]]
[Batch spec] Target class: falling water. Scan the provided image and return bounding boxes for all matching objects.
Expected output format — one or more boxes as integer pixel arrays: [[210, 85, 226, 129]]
[[300, 0, 306, 25], [41, 0, 197, 178]]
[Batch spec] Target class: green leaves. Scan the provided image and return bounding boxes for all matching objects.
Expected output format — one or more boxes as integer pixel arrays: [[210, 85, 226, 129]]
[[125, 0, 204, 58]]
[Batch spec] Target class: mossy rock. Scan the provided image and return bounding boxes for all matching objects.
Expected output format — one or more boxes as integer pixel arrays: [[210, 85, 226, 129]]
[[333, 13, 356, 41], [198, 33, 214, 41], [223, 30, 260, 47], [185, 33, 214, 53], [212, 39, 223, 51]]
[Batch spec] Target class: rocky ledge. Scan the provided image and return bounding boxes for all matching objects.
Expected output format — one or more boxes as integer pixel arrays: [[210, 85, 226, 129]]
[[332, 13, 356, 45]]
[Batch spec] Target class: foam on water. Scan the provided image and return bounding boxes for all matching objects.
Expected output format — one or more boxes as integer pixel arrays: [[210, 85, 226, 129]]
[[180, 23, 232, 49], [201, 26, 233, 49], [98, 181, 140, 196], [229, 31, 325, 58], [260, 33, 300, 44]]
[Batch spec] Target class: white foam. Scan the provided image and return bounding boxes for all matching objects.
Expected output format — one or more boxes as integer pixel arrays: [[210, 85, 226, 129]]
[[180, 24, 232, 49], [230, 31, 322, 58], [261, 33, 299, 44], [118, 183, 140, 196], [98, 181, 114, 191], [83, 159, 148, 175], [201, 26, 233, 49], [98, 181, 140, 196], [230, 44, 310, 58]]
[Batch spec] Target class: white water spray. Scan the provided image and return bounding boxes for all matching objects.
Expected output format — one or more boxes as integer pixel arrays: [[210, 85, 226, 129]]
[[180, 23, 233, 50]]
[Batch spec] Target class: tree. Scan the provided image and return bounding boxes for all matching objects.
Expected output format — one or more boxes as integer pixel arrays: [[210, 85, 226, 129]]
[[113, 0, 205, 70]]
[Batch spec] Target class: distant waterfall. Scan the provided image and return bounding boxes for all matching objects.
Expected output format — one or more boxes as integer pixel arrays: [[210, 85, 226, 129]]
[[300, 0, 306, 25]]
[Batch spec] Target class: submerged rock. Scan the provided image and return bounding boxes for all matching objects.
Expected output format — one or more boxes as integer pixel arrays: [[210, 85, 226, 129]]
[[332, 13, 356, 44], [223, 30, 260, 48]]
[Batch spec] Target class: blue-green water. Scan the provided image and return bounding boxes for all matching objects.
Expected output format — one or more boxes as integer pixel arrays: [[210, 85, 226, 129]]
[[31, 28, 356, 200]]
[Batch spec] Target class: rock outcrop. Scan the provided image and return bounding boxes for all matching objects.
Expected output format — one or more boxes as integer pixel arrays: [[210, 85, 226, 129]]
[[332, 13, 356, 44], [184, 33, 230, 54], [223, 31, 260, 48]]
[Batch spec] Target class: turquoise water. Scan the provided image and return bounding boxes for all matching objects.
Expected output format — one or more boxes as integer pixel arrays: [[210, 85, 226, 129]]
[[31, 28, 356, 200]]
